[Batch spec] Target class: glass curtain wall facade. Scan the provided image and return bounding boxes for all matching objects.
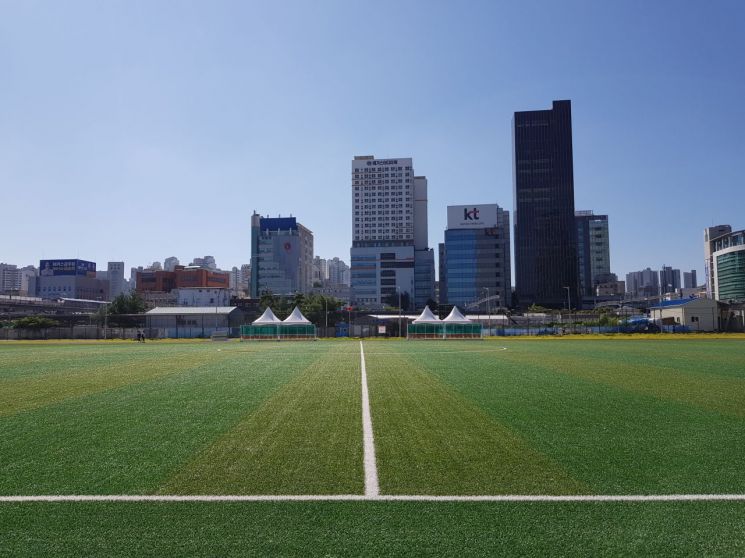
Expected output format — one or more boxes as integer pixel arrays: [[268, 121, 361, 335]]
[[250, 214, 314, 297], [713, 229, 745, 302], [438, 243, 447, 304], [716, 251, 745, 301], [444, 220, 511, 308], [704, 225, 732, 297], [513, 100, 579, 308]]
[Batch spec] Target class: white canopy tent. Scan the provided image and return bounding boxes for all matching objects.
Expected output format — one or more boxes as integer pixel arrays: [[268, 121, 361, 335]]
[[252, 307, 282, 324], [283, 306, 312, 324], [412, 305, 441, 324], [442, 306, 472, 323], [408, 304, 481, 339]]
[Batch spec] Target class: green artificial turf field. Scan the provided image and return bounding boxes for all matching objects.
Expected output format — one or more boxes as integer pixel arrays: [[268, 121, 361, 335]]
[[1, 338, 745, 556]]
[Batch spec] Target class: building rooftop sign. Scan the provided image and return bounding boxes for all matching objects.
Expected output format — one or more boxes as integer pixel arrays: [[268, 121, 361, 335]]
[[40, 259, 96, 277], [447, 205, 498, 229]]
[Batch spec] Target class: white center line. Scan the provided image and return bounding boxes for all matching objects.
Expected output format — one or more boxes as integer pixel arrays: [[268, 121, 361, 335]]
[[360, 341, 379, 497], [2, 494, 745, 503]]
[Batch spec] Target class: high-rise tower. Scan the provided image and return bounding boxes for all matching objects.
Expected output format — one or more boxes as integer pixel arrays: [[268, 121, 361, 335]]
[[350, 155, 434, 310], [575, 211, 611, 297], [513, 100, 579, 308]]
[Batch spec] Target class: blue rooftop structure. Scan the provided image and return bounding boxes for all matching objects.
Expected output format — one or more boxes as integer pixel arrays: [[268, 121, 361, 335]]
[[649, 298, 698, 309], [260, 217, 298, 231]]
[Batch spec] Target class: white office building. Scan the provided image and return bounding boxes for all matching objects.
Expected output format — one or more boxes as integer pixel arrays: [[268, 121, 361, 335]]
[[108, 262, 125, 300], [0, 264, 37, 296], [350, 155, 434, 310], [164, 257, 180, 272], [176, 287, 231, 307]]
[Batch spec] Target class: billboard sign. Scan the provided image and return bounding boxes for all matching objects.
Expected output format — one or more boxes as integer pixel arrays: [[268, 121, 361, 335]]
[[447, 204, 498, 229], [39, 259, 96, 277]]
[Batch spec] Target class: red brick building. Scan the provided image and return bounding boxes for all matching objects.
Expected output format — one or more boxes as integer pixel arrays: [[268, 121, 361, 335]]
[[136, 266, 229, 293]]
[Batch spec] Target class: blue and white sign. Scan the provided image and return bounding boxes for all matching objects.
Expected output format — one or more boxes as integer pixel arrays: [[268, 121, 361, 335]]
[[39, 259, 96, 277], [447, 204, 498, 229]]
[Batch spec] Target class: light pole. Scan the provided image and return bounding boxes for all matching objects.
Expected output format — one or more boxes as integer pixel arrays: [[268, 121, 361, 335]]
[[323, 296, 328, 334], [497, 295, 501, 335], [563, 286, 571, 311], [396, 286, 402, 338], [483, 287, 491, 336]]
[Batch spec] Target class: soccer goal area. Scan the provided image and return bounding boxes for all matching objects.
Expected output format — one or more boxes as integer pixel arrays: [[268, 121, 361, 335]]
[[407, 322, 482, 339], [210, 330, 230, 342], [240, 324, 317, 341]]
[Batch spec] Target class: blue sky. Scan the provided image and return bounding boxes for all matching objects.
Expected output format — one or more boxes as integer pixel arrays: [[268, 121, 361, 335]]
[[2, 0, 743, 283]]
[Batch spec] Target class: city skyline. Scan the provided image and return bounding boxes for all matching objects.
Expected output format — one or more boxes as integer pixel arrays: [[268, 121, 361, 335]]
[[2, 2, 744, 280]]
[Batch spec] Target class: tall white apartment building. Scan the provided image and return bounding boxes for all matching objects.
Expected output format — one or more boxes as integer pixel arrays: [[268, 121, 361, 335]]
[[229, 264, 251, 296], [350, 155, 434, 310], [107, 262, 125, 300], [240, 264, 251, 292], [327, 257, 350, 286], [230, 267, 241, 295], [0, 263, 20, 293]]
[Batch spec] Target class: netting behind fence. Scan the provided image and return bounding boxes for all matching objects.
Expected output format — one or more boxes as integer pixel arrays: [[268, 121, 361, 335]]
[[240, 324, 317, 340], [407, 323, 482, 339]]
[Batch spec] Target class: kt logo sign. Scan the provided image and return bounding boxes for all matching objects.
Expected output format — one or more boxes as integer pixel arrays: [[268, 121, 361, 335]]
[[463, 207, 480, 221]]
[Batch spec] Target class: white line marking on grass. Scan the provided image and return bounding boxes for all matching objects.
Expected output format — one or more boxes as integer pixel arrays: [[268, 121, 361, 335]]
[[360, 341, 380, 497], [2, 494, 745, 503], [362, 348, 508, 355]]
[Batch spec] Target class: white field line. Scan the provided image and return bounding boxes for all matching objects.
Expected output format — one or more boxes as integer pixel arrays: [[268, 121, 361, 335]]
[[359, 341, 380, 497], [362, 347, 508, 355], [2, 494, 745, 503]]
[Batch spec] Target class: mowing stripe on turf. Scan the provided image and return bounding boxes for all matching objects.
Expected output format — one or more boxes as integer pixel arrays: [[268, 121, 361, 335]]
[[0, 351, 216, 417], [2, 494, 745, 502], [395, 340, 745, 495], [360, 341, 379, 497], [157, 344, 363, 495], [365, 347, 586, 495]]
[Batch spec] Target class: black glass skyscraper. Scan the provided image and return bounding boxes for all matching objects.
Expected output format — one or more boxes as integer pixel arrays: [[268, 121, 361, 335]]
[[513, 100, 579, 308]]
